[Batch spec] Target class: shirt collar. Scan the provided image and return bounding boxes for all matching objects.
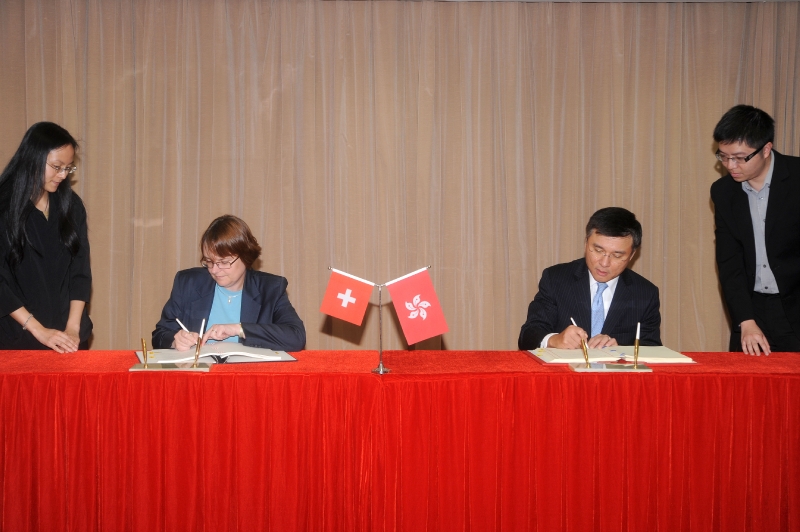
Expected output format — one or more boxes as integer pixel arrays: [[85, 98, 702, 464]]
[[742, 151, 775, 194], [588, 271, 620, 290]]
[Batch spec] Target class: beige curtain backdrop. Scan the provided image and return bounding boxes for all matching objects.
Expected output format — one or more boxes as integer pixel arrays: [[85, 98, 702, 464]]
[[0, 0, 798, 351]]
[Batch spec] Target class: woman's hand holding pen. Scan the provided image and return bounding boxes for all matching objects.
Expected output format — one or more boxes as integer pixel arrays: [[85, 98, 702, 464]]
[[171, 318, 202, 351], [172, 330, 200, 351]]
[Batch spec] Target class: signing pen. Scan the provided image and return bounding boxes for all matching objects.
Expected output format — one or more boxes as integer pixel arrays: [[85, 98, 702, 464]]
[[175, 318, 190, 333]]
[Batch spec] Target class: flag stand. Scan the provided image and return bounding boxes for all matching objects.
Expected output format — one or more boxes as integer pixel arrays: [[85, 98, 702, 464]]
[[323, 265, 440, 375], [372, 284, 391, 374]]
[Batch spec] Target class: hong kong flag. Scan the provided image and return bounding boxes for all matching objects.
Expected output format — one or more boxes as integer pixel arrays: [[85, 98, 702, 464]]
[[385, 268, 448, 345], [320, 269, 375, 326]]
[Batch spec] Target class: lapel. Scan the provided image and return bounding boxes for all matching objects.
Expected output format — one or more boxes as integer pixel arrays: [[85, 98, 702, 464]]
[[571, 260, 592, 332], [603, 269, 630, 334], [240, 270, 261, 323], [188, 274, 215, 330], [765, 151, 789, 242]]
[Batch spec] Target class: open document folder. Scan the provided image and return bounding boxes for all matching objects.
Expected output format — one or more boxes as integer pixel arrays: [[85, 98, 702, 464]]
[[528, 345, 695, 364], [136, 344, 296, 364]]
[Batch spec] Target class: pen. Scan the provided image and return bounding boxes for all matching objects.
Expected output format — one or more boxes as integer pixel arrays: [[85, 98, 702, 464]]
[[176, 318, 199, 347]]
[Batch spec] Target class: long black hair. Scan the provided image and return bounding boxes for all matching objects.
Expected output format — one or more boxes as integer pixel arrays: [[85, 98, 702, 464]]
[[0, 122, 81, 267]]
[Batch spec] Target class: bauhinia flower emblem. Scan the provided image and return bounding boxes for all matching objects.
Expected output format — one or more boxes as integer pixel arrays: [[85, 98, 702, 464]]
[[405, 294, 431, 320]]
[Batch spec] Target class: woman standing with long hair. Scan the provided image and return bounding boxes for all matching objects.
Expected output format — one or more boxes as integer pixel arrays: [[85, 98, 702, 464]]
[[0, 122, 92, 351]]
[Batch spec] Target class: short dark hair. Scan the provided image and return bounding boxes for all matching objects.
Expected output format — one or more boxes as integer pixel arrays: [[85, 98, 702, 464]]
[[713, 104, 774, 149], [200, 215, 262, 268], [585, 207, 642, 250]]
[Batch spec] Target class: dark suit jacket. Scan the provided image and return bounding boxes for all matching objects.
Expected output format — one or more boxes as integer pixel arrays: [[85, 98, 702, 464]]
[[710, 151, 800, 339], [152, 268, 306, 351], [518, 258, 661, 350]]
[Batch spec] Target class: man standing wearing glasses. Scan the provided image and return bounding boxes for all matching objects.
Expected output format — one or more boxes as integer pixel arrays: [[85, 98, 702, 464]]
[[710, 105, 800, 355], [518, 207, 661, 350]]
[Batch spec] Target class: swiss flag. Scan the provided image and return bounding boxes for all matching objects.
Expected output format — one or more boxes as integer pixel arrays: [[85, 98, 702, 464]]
[[385, 268, 448, 345], [320, 269, 375, 326]]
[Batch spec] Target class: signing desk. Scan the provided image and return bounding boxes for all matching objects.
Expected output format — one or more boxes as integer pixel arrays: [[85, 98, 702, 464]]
[[0, 350, 798, 531]]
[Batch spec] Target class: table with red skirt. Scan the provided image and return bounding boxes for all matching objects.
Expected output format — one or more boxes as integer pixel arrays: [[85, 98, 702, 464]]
[[0, 349, 798, 531]]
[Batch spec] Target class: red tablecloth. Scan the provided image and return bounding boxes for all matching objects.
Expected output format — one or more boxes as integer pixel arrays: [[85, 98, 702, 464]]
[[0, 350, 798, 531]]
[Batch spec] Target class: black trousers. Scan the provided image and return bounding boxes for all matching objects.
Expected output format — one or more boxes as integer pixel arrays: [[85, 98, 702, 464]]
[[729, 292, 800, 352]]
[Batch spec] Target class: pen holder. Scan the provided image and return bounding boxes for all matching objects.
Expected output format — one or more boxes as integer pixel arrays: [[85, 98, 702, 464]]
[[141, 338, 149, 369], [129, 340, 211, 372], [580, 340, 590, 368], [193, 341, 202, 368]]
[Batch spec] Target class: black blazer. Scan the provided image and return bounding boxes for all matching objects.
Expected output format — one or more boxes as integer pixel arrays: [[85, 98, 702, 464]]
[[710, 151, 800, 339], [518, 258, 661, 350], [152, 268, 306, 351]]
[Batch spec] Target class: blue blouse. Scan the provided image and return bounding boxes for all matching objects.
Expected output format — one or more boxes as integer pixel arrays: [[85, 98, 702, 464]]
[[206, 284, 243, 343]]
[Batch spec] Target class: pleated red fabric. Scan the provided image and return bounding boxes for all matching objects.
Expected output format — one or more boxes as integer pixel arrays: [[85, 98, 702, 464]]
[[0, 350, 798, 531]]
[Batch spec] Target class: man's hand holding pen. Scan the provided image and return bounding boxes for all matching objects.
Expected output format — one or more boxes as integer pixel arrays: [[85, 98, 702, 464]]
[[547, 324, 587, 349], [548, 319, 619, 350]]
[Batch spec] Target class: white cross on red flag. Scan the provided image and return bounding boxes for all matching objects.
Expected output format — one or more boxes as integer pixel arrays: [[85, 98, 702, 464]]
[[320, 269, 375, 326], [385, 268, 448, 345]]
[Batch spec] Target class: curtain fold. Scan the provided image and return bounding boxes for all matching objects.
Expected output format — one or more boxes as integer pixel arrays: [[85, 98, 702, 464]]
[[1, 0, 799, 350]]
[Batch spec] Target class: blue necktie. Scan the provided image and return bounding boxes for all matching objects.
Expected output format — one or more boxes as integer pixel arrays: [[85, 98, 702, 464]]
[[591, 282, 608, 337]]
